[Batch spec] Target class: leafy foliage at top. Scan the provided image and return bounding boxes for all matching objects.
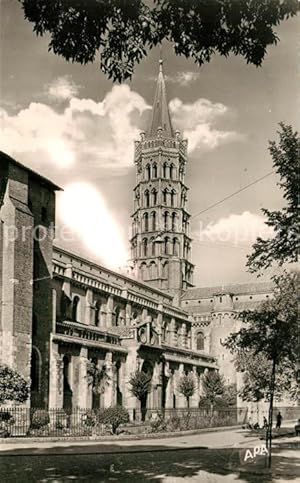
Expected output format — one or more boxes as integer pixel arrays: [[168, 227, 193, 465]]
[[224, 272, 299, 400], [199, 370, 229, 407], [128, 370, 152, 401], [178, 374, 196, 402], [247, 123, 299, 273], [19, 0, 299, 82], [87, 360, 110, 395], [0, 365, 30, 404], [98, 405, 129, 434]]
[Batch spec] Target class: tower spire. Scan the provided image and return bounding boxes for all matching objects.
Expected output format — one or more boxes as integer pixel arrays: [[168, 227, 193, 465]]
[[147, 59, 174, 138]]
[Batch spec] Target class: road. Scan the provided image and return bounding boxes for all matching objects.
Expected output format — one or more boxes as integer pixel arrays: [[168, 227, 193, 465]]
[[0, 428, 299, 482]]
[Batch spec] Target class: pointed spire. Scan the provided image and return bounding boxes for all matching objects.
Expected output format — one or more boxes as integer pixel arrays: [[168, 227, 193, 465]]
[[147, 59, 174, 138]]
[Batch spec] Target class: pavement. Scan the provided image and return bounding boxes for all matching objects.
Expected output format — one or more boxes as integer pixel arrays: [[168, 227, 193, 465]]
[[0, 426, 299, 482]]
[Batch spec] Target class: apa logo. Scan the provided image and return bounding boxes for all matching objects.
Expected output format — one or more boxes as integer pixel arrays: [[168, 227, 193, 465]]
[[244, 445, 269, 462]]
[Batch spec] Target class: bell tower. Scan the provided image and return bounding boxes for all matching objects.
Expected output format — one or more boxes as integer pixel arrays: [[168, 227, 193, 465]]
[[130, 60, 194, 300]]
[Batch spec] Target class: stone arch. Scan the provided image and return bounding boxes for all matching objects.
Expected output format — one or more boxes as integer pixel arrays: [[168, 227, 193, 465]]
[[145, 164, 151, 180], [151, 188, 158, 205], [152, 163, 157, 178], [143, 212, 149, 232], [149, 261, 158, 279], [31, 346, 42, 393], [169, 163, 175, 180], [150, 237, 156, 256], [163, 211, 169, 231], [164, 236, 170, 255], [140, 262, 148, 279], [171, 212, 177, 231], [170, 189, 176, 207], [173, 237, 179, 256], [163, 162, 168, 178], [63, 354, 73, 411], [162, 188, 168, 204], [151, 211, 156, 231], [142, 238, 148, 257]]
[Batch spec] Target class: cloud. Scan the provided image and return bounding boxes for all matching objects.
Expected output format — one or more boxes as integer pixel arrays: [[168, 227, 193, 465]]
[[166, 71, 199, 86], [57, 182, 129, 270], [48, 76, 79, 100], [196, 211, 274, 245], [170, 98, 241, 152], [0, 84, 149, 177]]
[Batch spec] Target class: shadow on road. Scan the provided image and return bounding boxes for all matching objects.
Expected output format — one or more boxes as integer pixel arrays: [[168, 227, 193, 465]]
[[0, 442, 299, 482]]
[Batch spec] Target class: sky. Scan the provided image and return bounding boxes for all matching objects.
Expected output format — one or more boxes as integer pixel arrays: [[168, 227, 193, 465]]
[[1, 0, 299, 287]]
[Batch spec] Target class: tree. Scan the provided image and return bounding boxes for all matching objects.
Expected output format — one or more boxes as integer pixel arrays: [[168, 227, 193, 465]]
[[247, 123, 299, 273], [178, 374, 196, 408], [224, 272, 298, 467], [128, 370, 152, 420], [0, 365, 30, 404], [18, 0, 299, 82], [86, 359, 110, 398], [98, 406, 129, 434], [199, 370, 226, 409]]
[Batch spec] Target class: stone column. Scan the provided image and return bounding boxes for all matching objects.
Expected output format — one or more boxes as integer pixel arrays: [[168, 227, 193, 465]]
[[170, 318, 176, 346], [52, 289, 57, 333], [181, 323, 187, 349], [190, 366, 199, 408], [125, 301, 132, 326], [103, 352, 116, 407], [48, 339, 62, 408], [106, 295, 114, 328], [85, 288, 94, 325], [77, 347, 89, 408], [176, 363, 186, 407]]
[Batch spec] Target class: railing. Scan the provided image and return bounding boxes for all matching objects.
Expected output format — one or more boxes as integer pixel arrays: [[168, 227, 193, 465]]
[[130, 407, 248, 428], [0, 406, 248, 438]]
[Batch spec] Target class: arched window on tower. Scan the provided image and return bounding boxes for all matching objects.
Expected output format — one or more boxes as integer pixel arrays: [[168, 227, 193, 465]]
[[143, 212, 149, 232], [162, 261, 169, 278], [151, 212, 156, 231], [146, 164, 151, 180], [142, 238, 148, 257], [170, 189, 176, 207], [140, 262, 147, 279], [173, 238, 179, 256], [170, 164, 175, 180], [72, 296, 80, 321], [162, 188, 168, 204], [163, 162, 167, 178], [163, 211, 169, 231], [152, 189, 158, 205], [171, 212, 177, 231], [149, 261, 158, 279], [151, 238, 156, 256], [164, 237, 170, 255], [144, 190, 150, 207], [113, 306, 120, 326], [196, 332, 205, 351], [152, 163, 157, 178]]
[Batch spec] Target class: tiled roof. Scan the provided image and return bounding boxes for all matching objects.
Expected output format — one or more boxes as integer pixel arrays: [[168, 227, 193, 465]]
[[181, 281, 273, 300]]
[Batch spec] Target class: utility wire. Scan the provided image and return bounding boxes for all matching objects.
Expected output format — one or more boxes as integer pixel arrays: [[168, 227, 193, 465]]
[[191, 170, 275, 221]]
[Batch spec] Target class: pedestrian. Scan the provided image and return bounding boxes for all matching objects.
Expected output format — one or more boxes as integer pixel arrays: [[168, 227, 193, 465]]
[[263, 416, 268, 429], [276, 411, 282, 431]]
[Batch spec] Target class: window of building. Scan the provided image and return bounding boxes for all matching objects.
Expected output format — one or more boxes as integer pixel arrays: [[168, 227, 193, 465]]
[[151, 212, 156, 231], [170, 190, 176, 207], [41, 206, 47, 223], [196, 332, 205, 351], [144, 190, 150, 207], [146, 164, 151, 180], [72, 296, 80, 321], [152, 164, 157, 178], [31, 347, 41, 392], [219, 296, 222, 303], [152, 189, 158, 205], [143, 212, 149, 232]]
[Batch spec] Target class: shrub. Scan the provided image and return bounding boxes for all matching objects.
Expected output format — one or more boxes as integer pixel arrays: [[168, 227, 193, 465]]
[[98, 406, 129, 434], [0, 365, 29, 404], [167, 415, 181, 432], [31, 410, 50, 429], [150, 413, 167, 433], [82, 410, 97, 428]]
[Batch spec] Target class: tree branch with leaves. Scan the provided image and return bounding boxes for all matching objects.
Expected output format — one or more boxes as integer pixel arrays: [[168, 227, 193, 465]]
[[18, 0, 299, 82]]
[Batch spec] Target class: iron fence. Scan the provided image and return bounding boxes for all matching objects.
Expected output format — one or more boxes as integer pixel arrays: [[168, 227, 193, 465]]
[[0, 406, 248, 438]]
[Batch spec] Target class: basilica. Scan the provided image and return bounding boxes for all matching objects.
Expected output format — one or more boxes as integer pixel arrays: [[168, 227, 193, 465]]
[[0, 63, 275, 416]]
